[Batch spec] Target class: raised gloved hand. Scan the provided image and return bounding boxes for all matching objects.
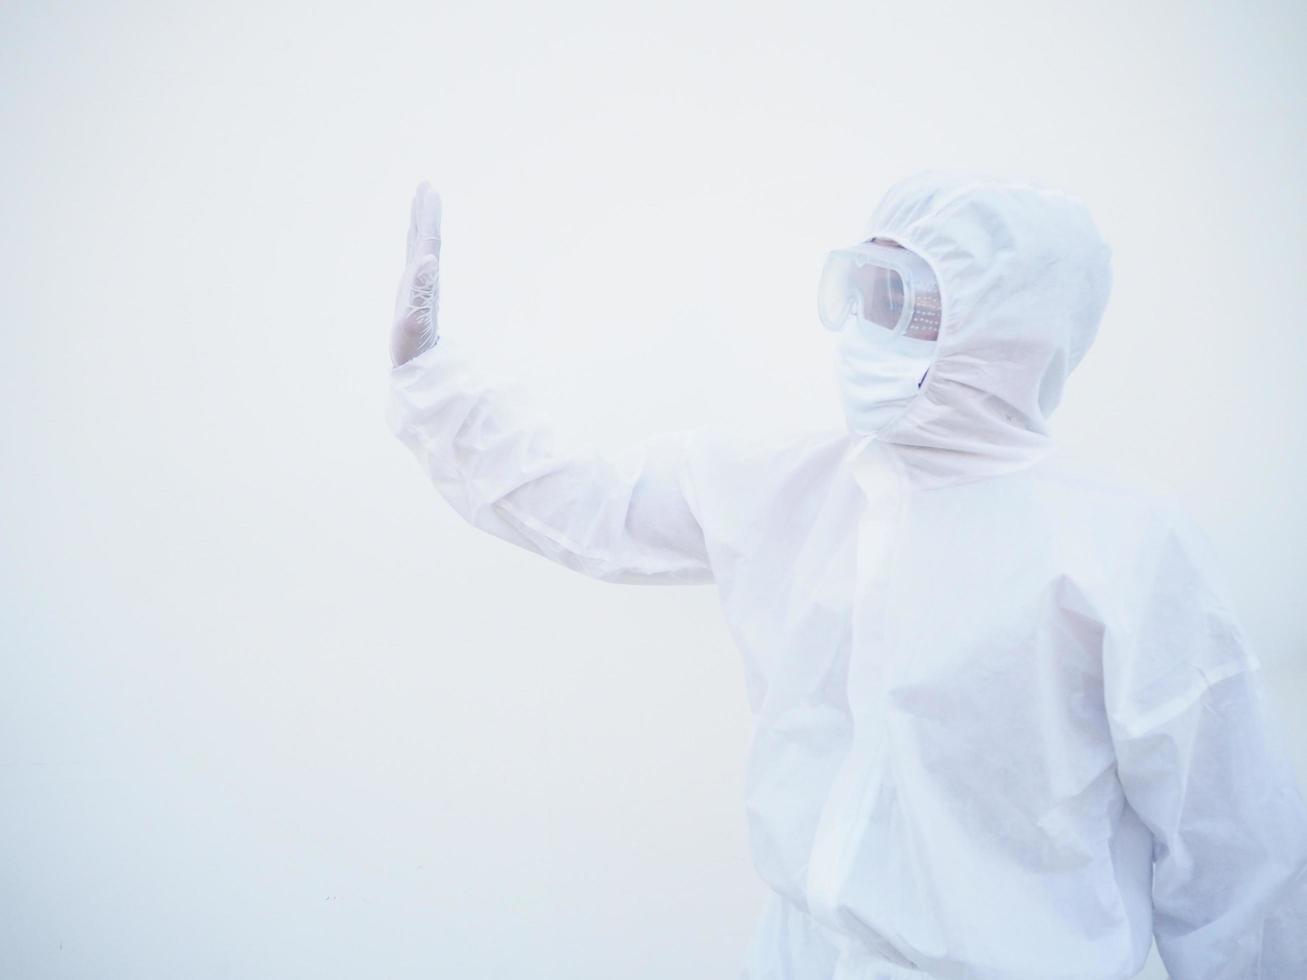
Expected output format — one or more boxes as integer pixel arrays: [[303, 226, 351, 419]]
[[390, 182, 442, 366]]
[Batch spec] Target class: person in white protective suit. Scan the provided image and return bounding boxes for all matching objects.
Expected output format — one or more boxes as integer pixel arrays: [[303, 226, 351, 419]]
[[386, 174, 1307, 980]]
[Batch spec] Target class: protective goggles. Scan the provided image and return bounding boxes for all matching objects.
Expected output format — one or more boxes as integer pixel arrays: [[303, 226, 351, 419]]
[[818, 239, 942, 341]]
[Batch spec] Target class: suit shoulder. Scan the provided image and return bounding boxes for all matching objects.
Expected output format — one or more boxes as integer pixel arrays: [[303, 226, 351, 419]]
[[1032, 450, 1188, 529]]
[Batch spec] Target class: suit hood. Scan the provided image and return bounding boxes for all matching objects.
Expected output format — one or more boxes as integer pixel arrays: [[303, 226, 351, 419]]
[[860, 173, 1113, 484]]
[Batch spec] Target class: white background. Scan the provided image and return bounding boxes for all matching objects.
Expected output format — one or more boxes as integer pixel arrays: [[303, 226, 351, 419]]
[[3, 2, 1305, 978]]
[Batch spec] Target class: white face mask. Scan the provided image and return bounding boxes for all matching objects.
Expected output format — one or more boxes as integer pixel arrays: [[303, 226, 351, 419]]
[[834, 323, 935, 434]]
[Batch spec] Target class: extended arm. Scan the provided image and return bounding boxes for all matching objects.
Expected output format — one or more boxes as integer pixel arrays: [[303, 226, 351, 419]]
[[386, 184, 713, 585]]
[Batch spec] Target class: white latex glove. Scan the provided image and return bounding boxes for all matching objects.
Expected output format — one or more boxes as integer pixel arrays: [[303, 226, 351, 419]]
[[390, 182, 442, 366]]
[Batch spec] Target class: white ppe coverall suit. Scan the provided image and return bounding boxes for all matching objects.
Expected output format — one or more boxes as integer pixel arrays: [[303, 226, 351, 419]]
[[387, 174, 1307, 979]]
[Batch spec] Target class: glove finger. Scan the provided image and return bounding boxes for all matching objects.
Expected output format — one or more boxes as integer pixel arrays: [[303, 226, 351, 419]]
[[413, 188, 442, 261], [393, 258, 416, 324], [399, 254, 440, 331], [406, 182, 430, 264]]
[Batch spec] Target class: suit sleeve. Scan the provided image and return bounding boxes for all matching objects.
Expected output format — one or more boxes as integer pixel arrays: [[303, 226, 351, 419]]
[[1103, 505, 1307, 979], [386, 339, 714, 585]]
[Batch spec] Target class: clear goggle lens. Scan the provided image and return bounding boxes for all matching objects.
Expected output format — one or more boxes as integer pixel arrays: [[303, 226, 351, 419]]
[[818, 241, 941, 341]]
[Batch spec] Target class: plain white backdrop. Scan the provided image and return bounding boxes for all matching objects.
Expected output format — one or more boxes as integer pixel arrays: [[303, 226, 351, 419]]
[[3, 2, 1305, 978]]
